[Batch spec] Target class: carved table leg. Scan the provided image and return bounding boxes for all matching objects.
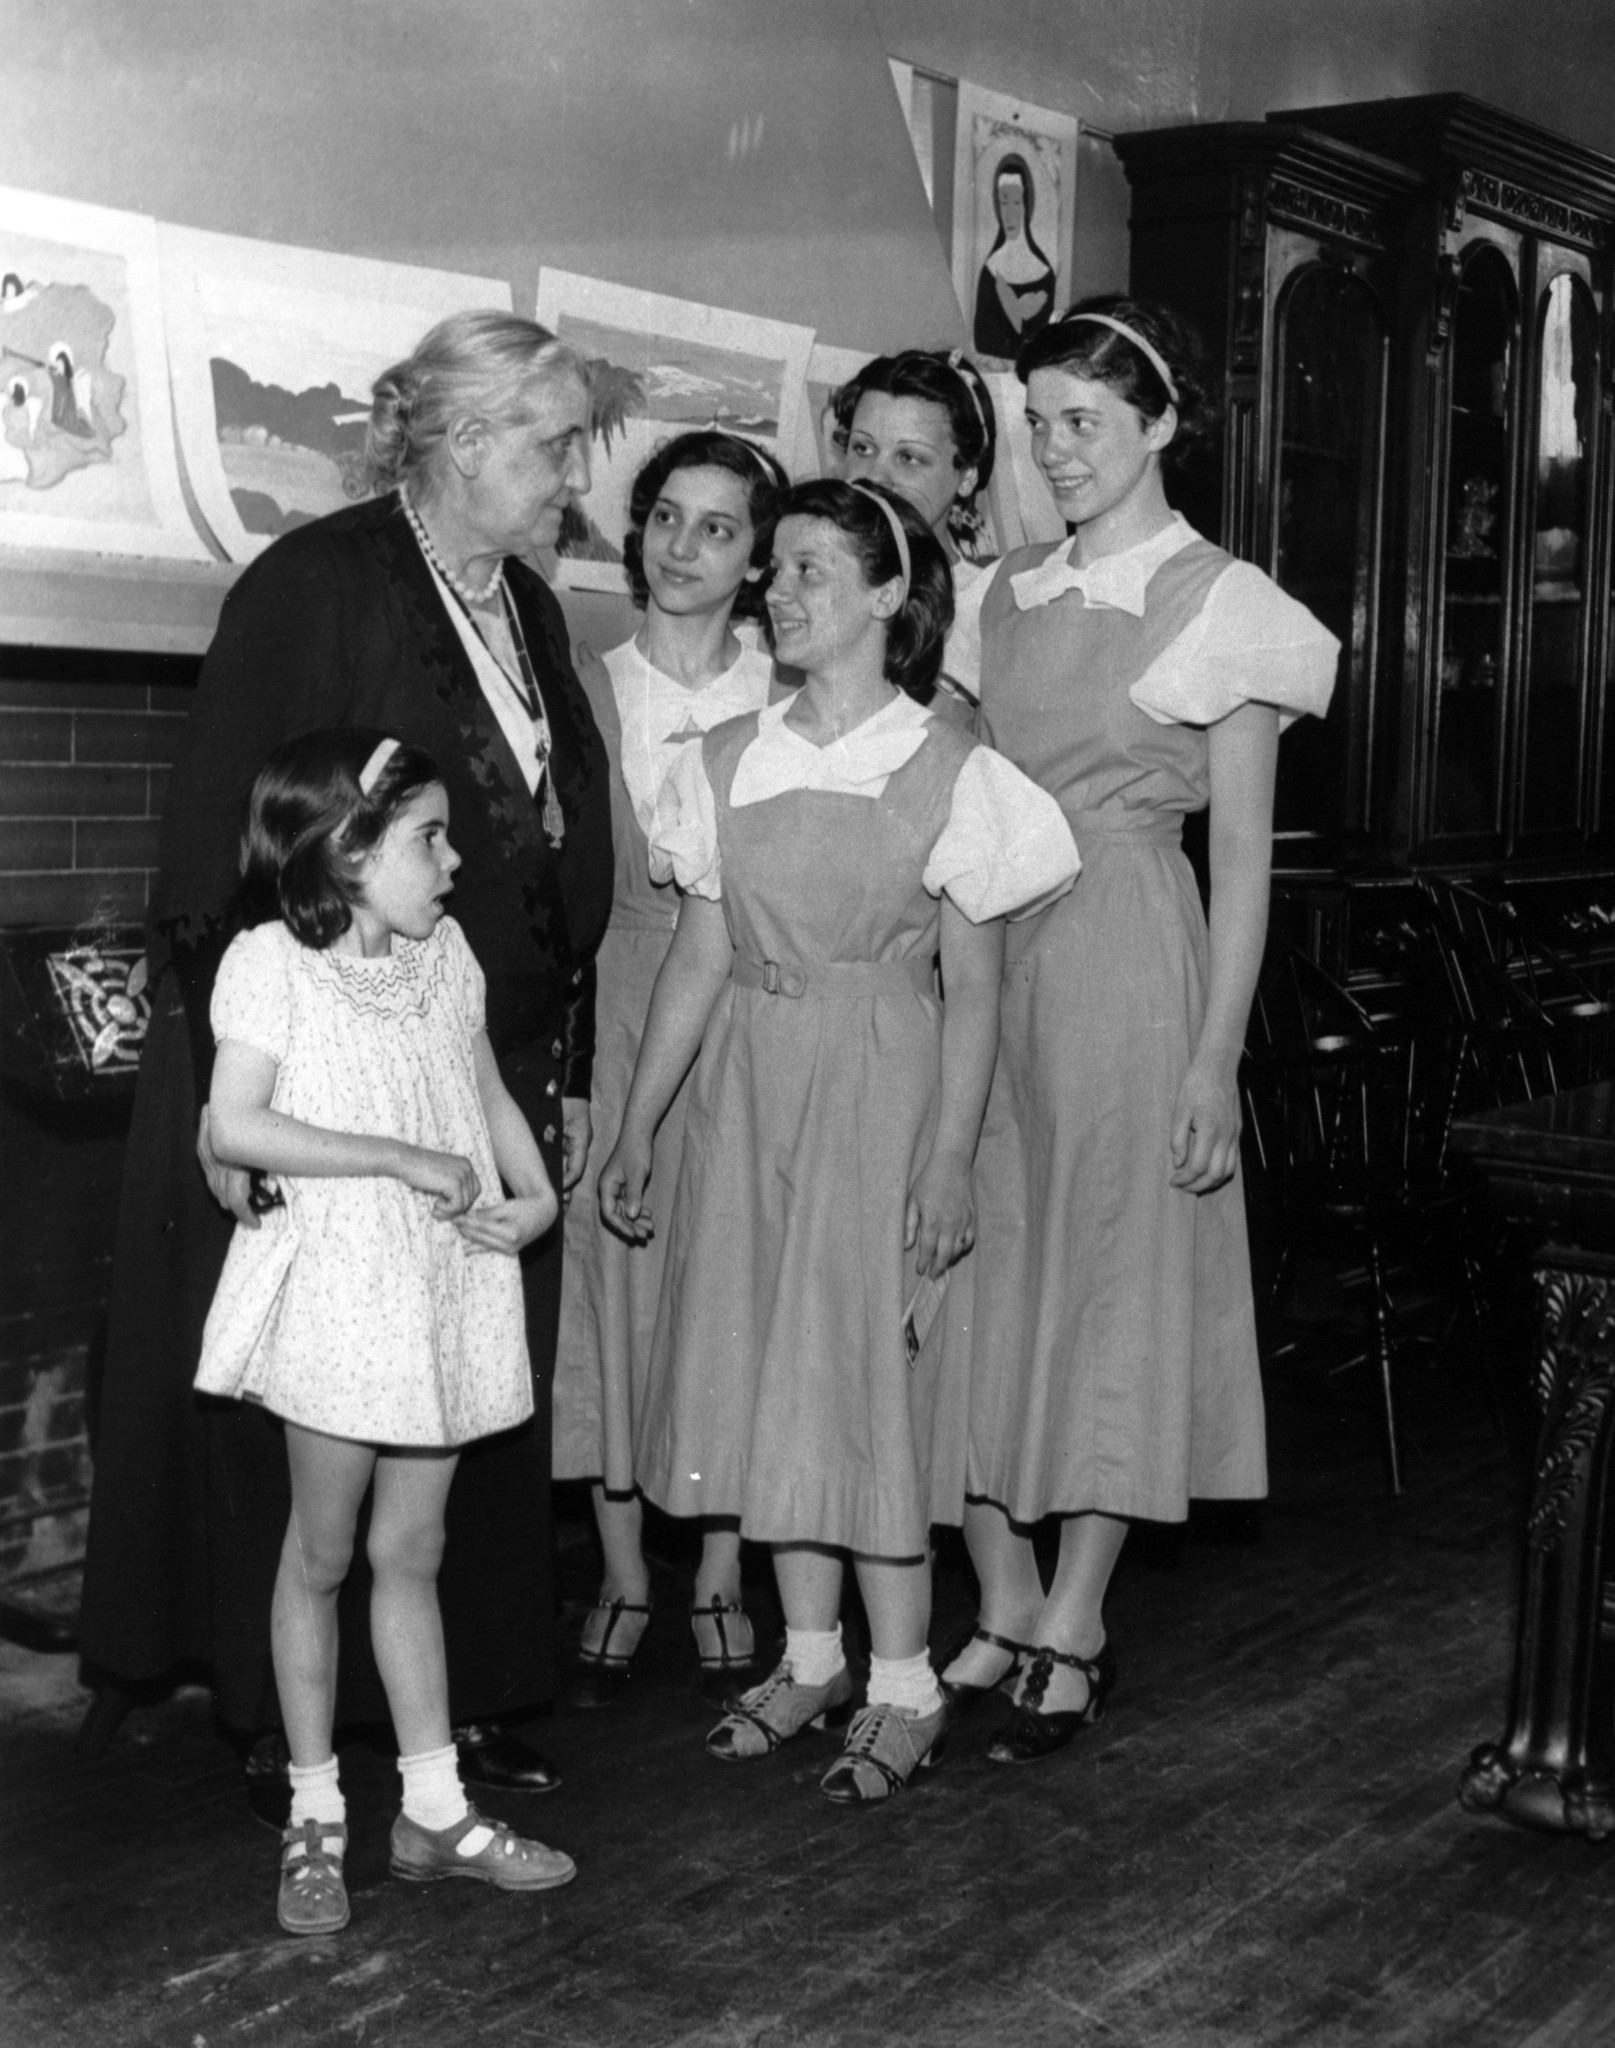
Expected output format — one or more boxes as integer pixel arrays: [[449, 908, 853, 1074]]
[[1460, 1254, 1615, 1839]]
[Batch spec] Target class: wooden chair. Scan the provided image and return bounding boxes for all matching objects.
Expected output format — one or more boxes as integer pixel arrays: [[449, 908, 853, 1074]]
[[1242, 935, 1479, 1494]]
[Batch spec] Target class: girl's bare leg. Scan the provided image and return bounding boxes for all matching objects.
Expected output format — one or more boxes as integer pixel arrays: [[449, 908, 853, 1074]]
[[942, 1496, 1046, 1691], [367, 1449, 459, 1759], [693, 1522, 743, 1609], [772, 1543, 843, 1634], [581, 1486, 652, 1659], [853, 1554, 931, 1662], [1011, 1510, 1128, 1714], [274, 1426, 376, 1768]]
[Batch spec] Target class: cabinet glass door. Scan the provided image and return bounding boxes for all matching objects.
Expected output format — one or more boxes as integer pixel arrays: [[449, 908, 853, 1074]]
[[1519, 269, 1597, 836], [1435, 243, 1518, 838], [1270, 262, 1387, 848]]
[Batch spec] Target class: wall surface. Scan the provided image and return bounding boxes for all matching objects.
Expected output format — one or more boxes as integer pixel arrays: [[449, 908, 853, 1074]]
[[0, 0, 964, 354], [875, 0, 1615, 302], [873, 0, 1615, 150]]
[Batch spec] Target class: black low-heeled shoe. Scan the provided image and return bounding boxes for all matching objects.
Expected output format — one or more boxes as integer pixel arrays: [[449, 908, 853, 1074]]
[[986, 1640, 1116, 1764], [454, 1722, 564, 1792], [937, 1624, 1032, 1723]]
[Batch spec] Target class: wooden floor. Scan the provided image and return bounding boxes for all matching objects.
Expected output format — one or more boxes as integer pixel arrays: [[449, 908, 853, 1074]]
[[6, 1356, 1615, 2048]]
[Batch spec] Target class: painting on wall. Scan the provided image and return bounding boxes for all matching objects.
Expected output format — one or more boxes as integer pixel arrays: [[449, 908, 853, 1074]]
[[160, 224, 512, 562], [535, 268, 815, 592], [0, 186, 209, 561], [950, 83, 1077, 370], [792, 342, 873, 480]]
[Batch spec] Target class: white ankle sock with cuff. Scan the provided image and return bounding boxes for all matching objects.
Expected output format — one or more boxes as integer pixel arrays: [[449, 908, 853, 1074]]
[[398, 1740, 492, 1855], [287, 1754, 346, 1850], [867, 1651, 944, 1717], [783, 1623, 846, 1688]]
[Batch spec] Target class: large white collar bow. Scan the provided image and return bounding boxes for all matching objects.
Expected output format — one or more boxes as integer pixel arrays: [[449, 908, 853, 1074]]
[[1010, 517, 1196, 617], [728, 694, 930, 808]]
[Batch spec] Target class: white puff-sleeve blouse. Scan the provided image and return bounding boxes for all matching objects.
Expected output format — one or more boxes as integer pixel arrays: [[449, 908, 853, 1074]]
[[922, 744, 1079, 921], [647, 694, 1078, 920], [1128, 560, 1339, 733]]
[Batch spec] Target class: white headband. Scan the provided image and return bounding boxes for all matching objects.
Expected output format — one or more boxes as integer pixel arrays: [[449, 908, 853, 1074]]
[[713, 430, 776, 484], [358, 736, 400, 794], [946, 349, 990, 440], [1061, 313, 1180, 403], [851, 484, 911, 596]]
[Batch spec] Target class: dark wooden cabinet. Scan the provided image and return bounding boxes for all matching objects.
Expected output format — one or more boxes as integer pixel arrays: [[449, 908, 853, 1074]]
[[1114, 122, 1420, 872], [1293, 97, 1615, 872], [1116, 98, 1615, 881]]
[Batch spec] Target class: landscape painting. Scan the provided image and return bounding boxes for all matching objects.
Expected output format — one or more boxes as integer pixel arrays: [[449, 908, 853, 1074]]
[[0, 186, 207, 560], [535, 269, 813, 591], [160, 224, 512, 561]]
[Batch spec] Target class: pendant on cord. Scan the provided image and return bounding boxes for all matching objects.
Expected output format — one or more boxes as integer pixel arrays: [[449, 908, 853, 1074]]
[[541, 767, 566, 850]]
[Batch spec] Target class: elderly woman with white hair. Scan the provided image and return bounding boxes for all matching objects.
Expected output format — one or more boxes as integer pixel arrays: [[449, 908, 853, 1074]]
[[79, 311, 613, 1813]]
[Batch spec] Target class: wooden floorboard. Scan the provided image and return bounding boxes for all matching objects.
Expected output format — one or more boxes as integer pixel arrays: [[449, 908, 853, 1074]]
[[6, 1367, 1615, 2047]]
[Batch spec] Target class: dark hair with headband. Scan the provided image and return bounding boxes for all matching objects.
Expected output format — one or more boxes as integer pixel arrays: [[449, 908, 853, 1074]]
[[831, 350, 997, 504], [237, 727, 442, 950], [1016, 294, 1215, 465], [622, 429, 788, 619], [766, 478, 953, 702]]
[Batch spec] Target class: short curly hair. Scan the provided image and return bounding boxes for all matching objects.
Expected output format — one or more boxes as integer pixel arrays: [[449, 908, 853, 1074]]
[[620, 429, 788, 619], [830, 348, 997, 500]]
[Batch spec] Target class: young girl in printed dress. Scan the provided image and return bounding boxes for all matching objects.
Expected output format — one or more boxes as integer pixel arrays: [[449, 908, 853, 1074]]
[[555, 429, 786, 1702], [834, 348, 999, 703], [597, 480, 1079, 1803], [197, 729, 574, 1933]]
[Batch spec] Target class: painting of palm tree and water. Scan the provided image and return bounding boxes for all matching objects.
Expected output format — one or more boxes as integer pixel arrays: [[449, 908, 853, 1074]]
[[535, 270, 814, 591]]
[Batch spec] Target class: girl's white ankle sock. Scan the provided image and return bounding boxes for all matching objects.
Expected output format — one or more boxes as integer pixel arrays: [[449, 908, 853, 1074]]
[[287, 1754, 346, 1831], [398, 1740, 474, 1832], [783, 1624, 845, 1688], [868, 1651, 943, 1717]]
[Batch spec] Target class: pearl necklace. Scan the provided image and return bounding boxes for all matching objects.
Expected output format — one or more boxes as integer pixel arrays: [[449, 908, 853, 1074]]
[[399, 485, 504, 605]]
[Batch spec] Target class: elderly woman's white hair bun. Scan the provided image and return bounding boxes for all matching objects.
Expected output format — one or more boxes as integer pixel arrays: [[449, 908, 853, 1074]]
[[358, 310, 587, 495]]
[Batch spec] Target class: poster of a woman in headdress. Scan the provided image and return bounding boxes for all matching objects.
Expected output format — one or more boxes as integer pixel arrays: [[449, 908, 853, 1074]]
[[950, 84, 1077, 371], [973, 155, 1057, 360]]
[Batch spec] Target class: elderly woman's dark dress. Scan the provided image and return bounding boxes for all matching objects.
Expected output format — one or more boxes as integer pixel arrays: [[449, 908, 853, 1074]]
[[79, 492, 612, 1735]]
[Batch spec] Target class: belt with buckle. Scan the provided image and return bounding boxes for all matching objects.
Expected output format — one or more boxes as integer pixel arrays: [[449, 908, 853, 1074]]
[[730, 954, 936, 1000]]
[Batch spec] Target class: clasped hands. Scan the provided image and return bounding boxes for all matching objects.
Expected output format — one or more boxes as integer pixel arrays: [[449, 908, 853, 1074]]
[[196, 1096, 593, 1252]]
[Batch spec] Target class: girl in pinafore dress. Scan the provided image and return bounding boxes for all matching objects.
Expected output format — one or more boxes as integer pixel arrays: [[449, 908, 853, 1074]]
[[555, 429, 786, 1702], [932, 298, 1338, 1763], [197, 730, 574, 1933], [598, 481, 1078, 1802]]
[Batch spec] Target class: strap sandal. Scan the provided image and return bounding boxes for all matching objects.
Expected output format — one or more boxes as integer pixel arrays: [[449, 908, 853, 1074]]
[[568, 1594, 652, 1708], [277, 1817, 350, 1936], [938, 1623, 1033, 1722], [690, 1596, 758, 1674], [987, 1640, 1117, 1766], [389, 1805, 577, 1892], [820, 1700, 949, 1805], [705, 1659, 855, 1762]]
